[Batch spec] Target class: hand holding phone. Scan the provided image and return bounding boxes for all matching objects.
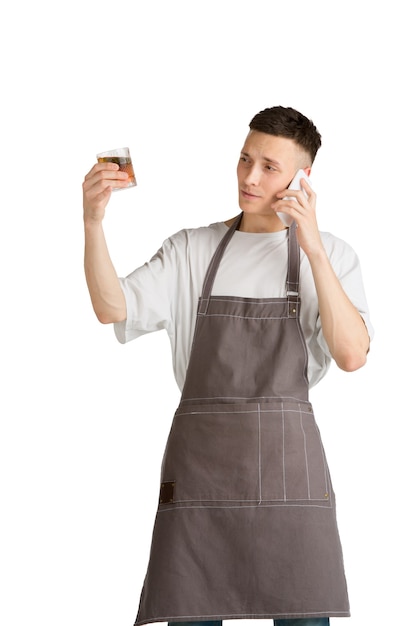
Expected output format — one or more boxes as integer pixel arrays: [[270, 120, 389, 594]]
[[276, 169, 312, 226]]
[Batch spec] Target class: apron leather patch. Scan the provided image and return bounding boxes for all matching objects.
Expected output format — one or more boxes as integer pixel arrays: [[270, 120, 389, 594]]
[[159, 481, 175, 504]]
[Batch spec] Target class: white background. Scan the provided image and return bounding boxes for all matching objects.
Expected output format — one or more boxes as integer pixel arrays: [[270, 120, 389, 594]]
[[1, 1, 415, 625]]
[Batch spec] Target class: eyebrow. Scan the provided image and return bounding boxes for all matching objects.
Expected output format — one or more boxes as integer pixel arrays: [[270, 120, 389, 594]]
[[241, 151, 282, 167]]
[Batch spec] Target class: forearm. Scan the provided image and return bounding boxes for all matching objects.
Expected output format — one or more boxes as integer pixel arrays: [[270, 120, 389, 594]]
[[84, 220, 127, 324], [309, 248, 370, 372], [273, 180, 370, 370]]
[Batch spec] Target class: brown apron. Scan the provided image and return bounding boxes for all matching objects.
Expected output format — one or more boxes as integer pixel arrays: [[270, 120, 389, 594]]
[[134, 214, 350, 624]]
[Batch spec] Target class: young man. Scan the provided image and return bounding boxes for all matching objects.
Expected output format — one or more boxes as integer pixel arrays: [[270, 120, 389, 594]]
[[83, 106, 373, 626]]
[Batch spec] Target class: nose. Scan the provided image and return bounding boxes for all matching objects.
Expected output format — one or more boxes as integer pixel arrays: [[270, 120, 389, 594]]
[[244, 164, 261, 187]]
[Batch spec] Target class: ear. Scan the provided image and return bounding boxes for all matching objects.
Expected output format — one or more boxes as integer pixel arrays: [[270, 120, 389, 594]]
[[303, 166, 312, 177]]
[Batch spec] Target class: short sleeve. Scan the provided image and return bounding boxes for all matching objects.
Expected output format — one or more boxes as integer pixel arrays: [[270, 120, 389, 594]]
[[315, 234, 374, 359], [114, 237, 177, 344]]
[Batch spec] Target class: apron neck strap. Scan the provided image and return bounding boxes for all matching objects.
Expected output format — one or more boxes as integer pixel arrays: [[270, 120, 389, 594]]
[[200, 213, 300, 302]]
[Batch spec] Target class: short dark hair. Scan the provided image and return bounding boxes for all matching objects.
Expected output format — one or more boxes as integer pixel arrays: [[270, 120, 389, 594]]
[[249, 106, 322, 164]]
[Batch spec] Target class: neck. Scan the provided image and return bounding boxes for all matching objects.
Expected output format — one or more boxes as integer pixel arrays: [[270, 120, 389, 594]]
[[225, 212, 287, 233]]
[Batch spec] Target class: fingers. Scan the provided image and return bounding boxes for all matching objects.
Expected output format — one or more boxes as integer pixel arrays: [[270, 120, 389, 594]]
[[82, 163, 130, 220], [273, 181, 316, 213], [83, 162, 129, 189], [300, 177, 313, 196], [271, 193, 305, 216], [281, 181, 315, 205], [272, 183, 317, 232]]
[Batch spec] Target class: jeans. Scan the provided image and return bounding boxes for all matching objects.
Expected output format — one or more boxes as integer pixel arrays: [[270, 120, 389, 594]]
[[168, 617, 330, 626]]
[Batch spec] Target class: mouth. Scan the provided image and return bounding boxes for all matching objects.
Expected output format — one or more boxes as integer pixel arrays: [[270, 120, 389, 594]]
[[240, 188, 261, 199]]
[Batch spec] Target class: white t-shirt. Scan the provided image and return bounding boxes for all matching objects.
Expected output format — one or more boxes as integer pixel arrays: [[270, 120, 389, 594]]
[[114, 221, 374, 390]]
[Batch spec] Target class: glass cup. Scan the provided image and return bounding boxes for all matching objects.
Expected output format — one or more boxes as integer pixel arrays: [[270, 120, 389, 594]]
[[96, 146, 137, 190]]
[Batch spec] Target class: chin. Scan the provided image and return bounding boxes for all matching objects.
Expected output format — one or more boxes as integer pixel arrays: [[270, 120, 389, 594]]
[[239, 200, 262, 212], [239, 204, 272, 217]]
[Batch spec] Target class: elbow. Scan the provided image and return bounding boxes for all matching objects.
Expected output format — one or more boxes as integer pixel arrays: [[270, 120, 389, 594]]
[[332, 326, 371, 373], [95, 308, 127, 325], [335, 348, 368, 372], [338, 355, 367, 372]]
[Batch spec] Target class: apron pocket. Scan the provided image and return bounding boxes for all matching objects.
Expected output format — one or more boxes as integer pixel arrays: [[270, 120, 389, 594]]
[[260, 404, 331, 504], [160, 402, 331, 507], [160, 404, 261, 504]]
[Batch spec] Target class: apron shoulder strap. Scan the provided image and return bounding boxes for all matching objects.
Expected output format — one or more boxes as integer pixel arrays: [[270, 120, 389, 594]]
[[286, 221, 300, 296], [200, 213, 243, 303]]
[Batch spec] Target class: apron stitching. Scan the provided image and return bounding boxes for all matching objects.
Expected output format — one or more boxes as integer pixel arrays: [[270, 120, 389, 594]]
[[138, 610, 349, 622], [160, 496, 330, 503], [282, 408, 287, 502], [176, 408, 313, 416], [178, 395, 312, 403], [185, 313, 203, 364], [314, 418, 331, 503], [177, 409, 259, 415], [199, 297, 210, 315], [258, 403, 262, 504], [203, 298, 291, 304], [295, 317, 310, 388], [299, 405, 311, 500], [157, 502, 333, 511], [199, 314, 292, 320]]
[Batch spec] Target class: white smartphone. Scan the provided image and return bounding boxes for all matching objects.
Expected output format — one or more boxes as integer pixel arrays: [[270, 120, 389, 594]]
[[276, 169, 312, 226]]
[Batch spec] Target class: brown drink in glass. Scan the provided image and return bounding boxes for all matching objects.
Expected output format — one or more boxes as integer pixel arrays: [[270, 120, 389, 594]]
[[97, 147, 137, 190]]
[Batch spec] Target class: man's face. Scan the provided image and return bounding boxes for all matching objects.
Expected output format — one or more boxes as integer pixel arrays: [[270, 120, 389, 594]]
[[237, 130, 308, 216]]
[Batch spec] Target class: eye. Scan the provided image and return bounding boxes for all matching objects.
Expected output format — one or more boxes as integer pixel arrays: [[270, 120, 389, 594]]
[[265, 164, 276, 172]]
